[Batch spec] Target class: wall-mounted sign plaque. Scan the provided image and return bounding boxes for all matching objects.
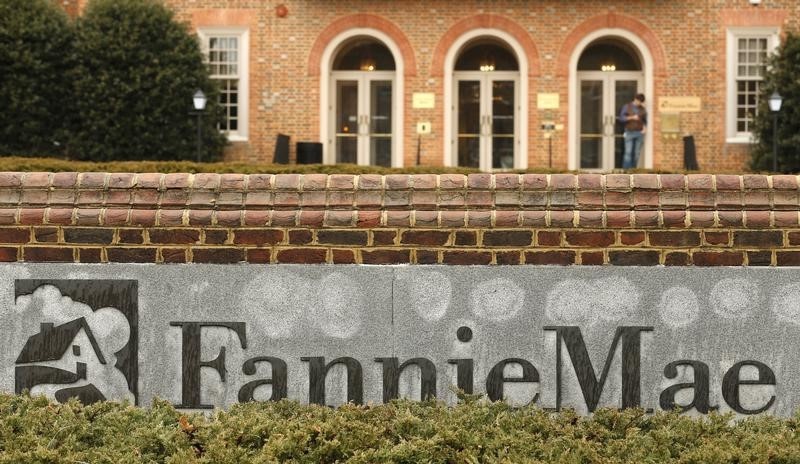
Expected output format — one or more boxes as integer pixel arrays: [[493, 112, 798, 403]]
[[659, 96, 701, 113], [537, 93, 560, 109], [412, 93, 435, 109], [1, 265, 797, 416], [661, 113, 681, 133]]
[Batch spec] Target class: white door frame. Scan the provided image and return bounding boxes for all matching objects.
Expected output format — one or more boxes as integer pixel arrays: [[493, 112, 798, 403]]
[[577, 71, 643, 170], [453, 71, 520, 171], [568, 29, 653, 170], [319, 29, 404, 167], [443, 29, 528, 170], [330, 71, 396, 165]]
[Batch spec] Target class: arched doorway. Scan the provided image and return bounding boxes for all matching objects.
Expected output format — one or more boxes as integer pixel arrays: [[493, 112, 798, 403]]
[[442, 29, 529, 171], [328, 37, 397, 166], [451, 39, 521, 170], [576, 38, 644, 170]]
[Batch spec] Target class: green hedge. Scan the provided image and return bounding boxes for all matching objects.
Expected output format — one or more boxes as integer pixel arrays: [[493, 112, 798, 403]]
[[2, 394, 800, 462], [70, 0, 227, 162], [751, 33, 800, 173], [0, 156, 746, 175], [0, 156, 484, 174], [0, 0, 75, 157]]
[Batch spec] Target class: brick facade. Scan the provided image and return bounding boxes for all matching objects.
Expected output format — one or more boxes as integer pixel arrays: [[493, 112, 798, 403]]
[[56, 1, 798, 171], [1, 171, 800, 265]]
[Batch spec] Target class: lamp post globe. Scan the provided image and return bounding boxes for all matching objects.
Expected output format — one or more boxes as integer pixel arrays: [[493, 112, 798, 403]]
[[192, 89, 207, 163], [769, 91, 782, 173], [769, 91, 783, 112], [193, 90, 207, 111]]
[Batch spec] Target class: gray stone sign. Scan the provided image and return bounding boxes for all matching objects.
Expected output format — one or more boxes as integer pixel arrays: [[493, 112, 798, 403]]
[[1, 264, 799, 416]]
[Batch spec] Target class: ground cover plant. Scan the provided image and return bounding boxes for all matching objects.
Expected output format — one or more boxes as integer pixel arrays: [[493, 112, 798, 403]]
[[0, 156, 767, 175], [1, 394, 800, 463]]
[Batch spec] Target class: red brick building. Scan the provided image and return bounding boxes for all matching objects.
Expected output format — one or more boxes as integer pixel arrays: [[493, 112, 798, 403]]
[[60, 1, 797, 172]]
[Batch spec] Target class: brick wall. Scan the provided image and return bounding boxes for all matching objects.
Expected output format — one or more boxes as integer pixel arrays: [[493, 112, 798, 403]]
[[1, 172, 799, 266], [52, 1, 799, 170], [149, 0, 798, 171]]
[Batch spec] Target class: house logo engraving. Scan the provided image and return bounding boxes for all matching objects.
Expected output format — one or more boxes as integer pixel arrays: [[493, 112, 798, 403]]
[[13, 280, 139, 405]]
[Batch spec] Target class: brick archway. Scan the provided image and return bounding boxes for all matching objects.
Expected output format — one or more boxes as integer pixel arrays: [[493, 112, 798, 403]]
[[556, 12, 666, 78], [561, 13, 666, 171], [308, 14, 417, 77], [431, 14, 540, 77]]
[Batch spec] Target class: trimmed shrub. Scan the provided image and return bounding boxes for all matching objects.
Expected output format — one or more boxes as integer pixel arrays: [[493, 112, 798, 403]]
[[0, 156, 483, 174], [70, 0, 226, 162], [3, 394, 800, 462], [0, 156, 745, 174], [751, 32, 800, 173], [0, 0, 75, 157]]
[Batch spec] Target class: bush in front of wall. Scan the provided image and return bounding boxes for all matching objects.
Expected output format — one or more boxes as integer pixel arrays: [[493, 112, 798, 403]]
[[0, 0, 75, 157], [0, 156, 482, 174], [4, 393, 800, 462], [69, 0, 227, 162]]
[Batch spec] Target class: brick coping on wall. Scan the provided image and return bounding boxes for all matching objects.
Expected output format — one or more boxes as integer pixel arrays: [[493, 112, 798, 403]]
[[0, 172, 798, 266]]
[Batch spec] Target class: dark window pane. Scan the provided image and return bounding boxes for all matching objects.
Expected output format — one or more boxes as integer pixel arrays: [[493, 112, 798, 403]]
[[492, 137, 514, 169], [455, 40, 518, 71], [458, 81, 481, 135], [457, 137, 480, 168], [370, 137, 392, 167], [333, 38, 396, 71], [578, 40, 641, 71]]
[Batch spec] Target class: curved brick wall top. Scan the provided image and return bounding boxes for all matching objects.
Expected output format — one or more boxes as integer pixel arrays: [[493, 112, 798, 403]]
[[0, 172, 798, 266], [0, 172, 796, 228]]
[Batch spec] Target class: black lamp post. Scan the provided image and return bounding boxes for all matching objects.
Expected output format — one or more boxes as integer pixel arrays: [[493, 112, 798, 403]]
[[192, 90, 207, 163], [768, 91, 783, 172]]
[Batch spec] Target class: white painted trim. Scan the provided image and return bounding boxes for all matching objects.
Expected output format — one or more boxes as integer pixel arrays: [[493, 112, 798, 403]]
[[568, 29, 653, 170], [725, 27, 780, 142], [330, 71, 396, 166], [453, 71, 520, 171], [443, 28, 529, 170], [727, 135, 756, 144], [197, 27, 249, 141], [575, 71, 643, 170], [319, 28, 404, 167]]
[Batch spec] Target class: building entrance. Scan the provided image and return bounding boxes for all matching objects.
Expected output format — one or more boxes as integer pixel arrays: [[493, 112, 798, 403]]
[[576, 40, 644, 170], [455, 75, 517, 169], [330, 39, 396, 166], [453, 40, 519, 170]]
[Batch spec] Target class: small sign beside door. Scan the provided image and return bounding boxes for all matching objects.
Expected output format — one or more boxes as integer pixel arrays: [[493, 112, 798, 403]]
[[659, 97, 701, 113], [661, 113, 681, 134], [412, 93, 435, 109]]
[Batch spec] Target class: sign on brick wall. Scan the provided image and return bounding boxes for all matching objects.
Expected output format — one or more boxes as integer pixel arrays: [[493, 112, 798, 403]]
[[2, 264, 798, 416]]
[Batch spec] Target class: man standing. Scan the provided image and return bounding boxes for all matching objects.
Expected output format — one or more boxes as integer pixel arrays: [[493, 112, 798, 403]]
[[619, 93, 647, 169]]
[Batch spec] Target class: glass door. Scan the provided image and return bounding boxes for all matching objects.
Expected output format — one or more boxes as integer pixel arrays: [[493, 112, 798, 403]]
[[335, 80, 359, 164], [368, 80, 393, 167], [491, 79, 516, 169], [331, 72, 394, 166], [454, 73, 518, 170], [456, 80, 481, 168], [578, 72, 642, 170], [579, 79, 604, 169], [612, 80, 639, 168]]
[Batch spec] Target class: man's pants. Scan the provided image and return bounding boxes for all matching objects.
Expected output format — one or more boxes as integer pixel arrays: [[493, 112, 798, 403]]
[[623, 131, 644, 169]]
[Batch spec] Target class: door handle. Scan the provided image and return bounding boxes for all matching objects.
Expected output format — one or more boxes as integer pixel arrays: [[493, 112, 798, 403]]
[[603, 115, 615, 137], [481, 115, 491, 136], [358, 115, 369, 135]]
